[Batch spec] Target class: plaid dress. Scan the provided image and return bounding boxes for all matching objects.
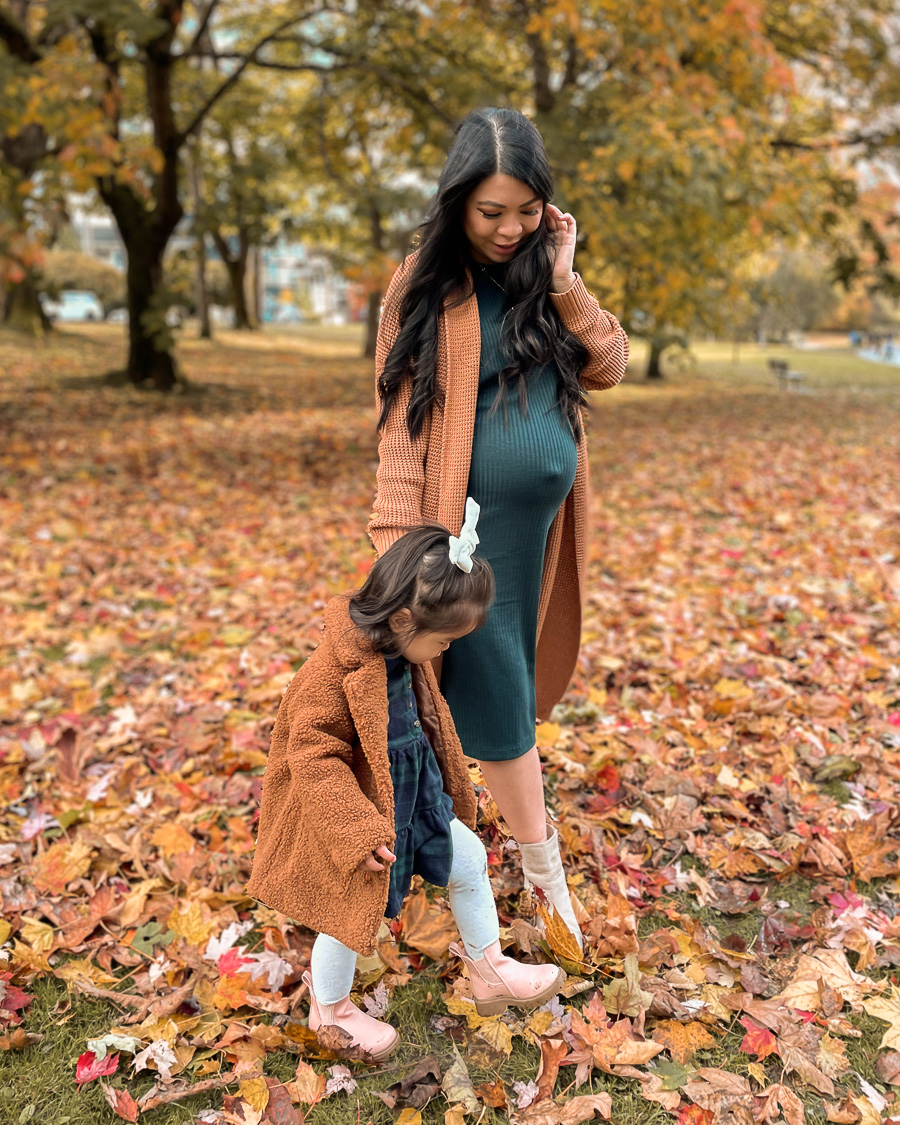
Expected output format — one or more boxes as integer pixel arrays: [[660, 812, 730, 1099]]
[[384, 655, 455, 917]]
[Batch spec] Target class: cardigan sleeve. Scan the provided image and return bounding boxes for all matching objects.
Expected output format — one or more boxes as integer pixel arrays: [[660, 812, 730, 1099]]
[[367, 258, 432, 556], [550, 274, 630, 390]]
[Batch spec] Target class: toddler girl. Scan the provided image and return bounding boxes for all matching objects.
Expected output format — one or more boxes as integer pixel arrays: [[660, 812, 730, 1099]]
[[247, 503, 564, 1059]]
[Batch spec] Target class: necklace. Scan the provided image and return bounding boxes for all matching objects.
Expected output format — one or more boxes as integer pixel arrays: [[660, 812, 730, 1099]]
[[477, 264, 507, 295]]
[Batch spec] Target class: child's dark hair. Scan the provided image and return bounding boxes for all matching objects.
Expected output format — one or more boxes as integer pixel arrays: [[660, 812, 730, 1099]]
[[349, 525, 494, 653]]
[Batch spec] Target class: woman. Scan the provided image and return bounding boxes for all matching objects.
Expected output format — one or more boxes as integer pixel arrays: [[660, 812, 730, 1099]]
[[368, 107, 628, 949]]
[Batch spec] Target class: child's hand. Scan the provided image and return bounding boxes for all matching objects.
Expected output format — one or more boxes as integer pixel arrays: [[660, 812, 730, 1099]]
[[361, 845, 396, 872]]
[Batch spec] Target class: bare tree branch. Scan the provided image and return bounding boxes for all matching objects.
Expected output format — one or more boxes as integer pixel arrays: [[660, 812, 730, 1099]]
[[179, 0, 223, 57], [175, 7, 325, 143]]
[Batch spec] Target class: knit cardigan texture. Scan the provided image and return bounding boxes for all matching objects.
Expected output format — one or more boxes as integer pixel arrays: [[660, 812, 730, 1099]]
[[368, 253, 630, 718], [246, 596, 477, 956]]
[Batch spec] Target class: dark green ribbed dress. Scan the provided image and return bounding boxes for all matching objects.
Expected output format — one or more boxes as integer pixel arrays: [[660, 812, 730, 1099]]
[[439, 263, 578, 761]]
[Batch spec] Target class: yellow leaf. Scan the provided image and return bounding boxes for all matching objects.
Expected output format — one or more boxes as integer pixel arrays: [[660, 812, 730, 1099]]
[[239, 1077, 269, 1113], [32, 837, 94, 894], [475, 1016, 513, 1056], [651, 1019, 718, 1063], [167, 901, 213, 946], [219, 625, 255, 646], [862, 984, 900, 1051], [535, 722, 561, 747], [20, 916, 55, 953], [528, 1009, 554, 1036], [54, 958, 118, 986], [151, 823, 196, 859], [0, 920, 10, 945], [713, 678, 753, 700], [396, 1110, 422, 1125]]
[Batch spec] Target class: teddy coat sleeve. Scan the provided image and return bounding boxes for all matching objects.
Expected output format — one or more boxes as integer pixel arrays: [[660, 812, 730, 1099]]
[[368, 258, 432, 556], [248, 647, 395, 905], [550, 274, 630, 390]]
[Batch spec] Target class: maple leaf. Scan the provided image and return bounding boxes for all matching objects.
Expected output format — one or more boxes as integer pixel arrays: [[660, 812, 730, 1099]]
[[843, 815, 900, 881], [738, 1017, 778, 1060], [863, 983, 900, 1051], [32, 837, 94, 894], [653, 1019, 718, 1064], [99, 1080, 140, 1123], [75, 1050, 119, 1084], [291, 1059, 326, 1105], [400, 889, 458, 960]]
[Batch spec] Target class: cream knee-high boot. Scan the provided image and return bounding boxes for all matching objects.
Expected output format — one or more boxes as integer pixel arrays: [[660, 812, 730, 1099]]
[[518, 827, 584, 953]]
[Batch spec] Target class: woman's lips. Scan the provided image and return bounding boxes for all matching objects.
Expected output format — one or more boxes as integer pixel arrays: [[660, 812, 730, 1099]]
[[494, 242, 519, 254]]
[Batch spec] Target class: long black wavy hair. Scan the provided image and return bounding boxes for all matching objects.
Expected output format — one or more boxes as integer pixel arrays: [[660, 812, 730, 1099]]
[[377, 107, 589, 442]]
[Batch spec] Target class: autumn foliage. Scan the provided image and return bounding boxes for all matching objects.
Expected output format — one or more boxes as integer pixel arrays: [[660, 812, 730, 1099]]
[[1, 329, 899, 1122]]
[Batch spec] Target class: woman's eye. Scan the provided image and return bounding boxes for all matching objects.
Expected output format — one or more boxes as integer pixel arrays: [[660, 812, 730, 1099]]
[[480, 211, 501, 219], [524, 209, 541, 216]]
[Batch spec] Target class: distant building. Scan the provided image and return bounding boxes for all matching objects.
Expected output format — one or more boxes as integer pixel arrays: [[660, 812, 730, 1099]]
[[69, 201, 354, 324]]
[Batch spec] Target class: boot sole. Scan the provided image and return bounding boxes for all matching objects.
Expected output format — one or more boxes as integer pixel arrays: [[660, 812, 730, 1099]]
[[369, 1028, 400, 1062], [472, 966, 567, 1017]]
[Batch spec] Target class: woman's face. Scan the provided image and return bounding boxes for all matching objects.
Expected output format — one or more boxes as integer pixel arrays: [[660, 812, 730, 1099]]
[[463, 173, 544, 265]]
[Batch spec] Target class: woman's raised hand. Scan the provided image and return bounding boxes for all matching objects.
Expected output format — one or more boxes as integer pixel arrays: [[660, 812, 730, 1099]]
[[362, 844, 397, 872], [545, 204, 577, 292]]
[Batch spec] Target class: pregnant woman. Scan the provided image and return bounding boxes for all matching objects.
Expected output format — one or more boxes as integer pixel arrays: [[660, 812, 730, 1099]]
[[369, 107, 628, 948]]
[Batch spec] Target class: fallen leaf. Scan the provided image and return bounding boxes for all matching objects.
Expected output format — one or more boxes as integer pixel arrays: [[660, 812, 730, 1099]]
[[400, 890, 458, 960], [652, 1019, 718, 1064], [75, 1050, 119, 1085], [441, 1045, 479, 1113], [863, 983, 900, 1051]]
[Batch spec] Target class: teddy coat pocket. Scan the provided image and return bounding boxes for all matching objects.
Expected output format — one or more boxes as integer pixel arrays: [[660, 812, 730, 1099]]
[[246, 597, 477, 956]]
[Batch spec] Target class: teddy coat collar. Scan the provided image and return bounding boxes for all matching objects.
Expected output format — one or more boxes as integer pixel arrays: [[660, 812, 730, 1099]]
[[246, 597, 477, 957]]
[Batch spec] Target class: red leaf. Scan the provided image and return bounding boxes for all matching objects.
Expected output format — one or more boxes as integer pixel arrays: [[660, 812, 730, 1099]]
[[100, 1080, 139, 1122], [75, 1051, 119, 1085], [678, 1106, 714, 1125], [739, 1017, 778, 1060]]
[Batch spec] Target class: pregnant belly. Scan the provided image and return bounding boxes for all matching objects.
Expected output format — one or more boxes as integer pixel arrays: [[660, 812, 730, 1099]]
[[469, 395, 577, 507]]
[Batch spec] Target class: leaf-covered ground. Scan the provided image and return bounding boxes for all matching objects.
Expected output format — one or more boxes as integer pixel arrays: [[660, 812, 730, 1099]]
[[1, 326, 899, 1125]]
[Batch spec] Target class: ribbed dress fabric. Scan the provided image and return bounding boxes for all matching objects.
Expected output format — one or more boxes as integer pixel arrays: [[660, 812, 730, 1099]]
[[369, 251, 630, 719], [439, 264, 578, 761]]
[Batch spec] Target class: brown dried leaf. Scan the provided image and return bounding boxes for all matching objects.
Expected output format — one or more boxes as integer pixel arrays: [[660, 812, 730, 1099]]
[[400, 890, 458, 961]]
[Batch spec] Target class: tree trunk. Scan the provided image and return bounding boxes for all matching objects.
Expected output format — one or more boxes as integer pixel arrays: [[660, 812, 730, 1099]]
[[211, 228, 255, 330], [250, 243, 262, 327], [124, 234, 178, 390], [364, 289, 381, 359], [3, 276, 49, 335], [196, 232, 212, 340], [646, 338, 664, 379]]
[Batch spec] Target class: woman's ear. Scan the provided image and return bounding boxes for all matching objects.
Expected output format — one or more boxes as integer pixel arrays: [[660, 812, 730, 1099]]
[[388, 608, 414, 637]]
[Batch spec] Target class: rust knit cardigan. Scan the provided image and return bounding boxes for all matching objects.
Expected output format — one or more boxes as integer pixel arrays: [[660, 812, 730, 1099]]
[[246, 596, 478, 956], [367, 253, 629, 719]]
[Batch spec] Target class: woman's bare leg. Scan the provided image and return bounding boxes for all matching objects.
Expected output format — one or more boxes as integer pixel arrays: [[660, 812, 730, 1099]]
[[474, 746, 547, 844]]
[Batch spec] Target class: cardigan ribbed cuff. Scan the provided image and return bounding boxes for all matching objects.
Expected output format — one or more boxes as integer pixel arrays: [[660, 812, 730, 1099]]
[[548, 274, 597, 321]]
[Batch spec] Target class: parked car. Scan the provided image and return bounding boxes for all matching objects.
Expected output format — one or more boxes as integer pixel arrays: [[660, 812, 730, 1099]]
[[104, 306, 183, 327], [41, 290, 105, 322]]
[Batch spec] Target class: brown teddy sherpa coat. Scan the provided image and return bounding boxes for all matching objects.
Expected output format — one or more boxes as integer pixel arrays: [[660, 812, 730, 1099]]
[[368, 252, 629, 719], [246, 596, 478, 956]]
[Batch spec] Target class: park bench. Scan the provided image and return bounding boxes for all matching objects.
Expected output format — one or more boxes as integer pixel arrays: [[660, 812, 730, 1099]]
[[768, 357, 806, 390]]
